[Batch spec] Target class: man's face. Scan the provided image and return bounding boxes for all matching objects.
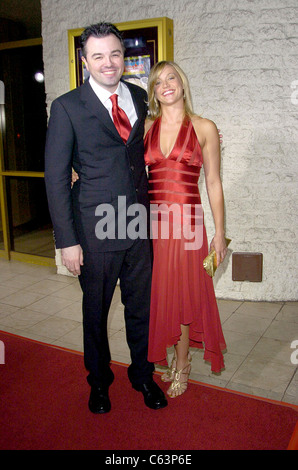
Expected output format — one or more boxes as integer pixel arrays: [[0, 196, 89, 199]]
[[82, 34, 125, 92]]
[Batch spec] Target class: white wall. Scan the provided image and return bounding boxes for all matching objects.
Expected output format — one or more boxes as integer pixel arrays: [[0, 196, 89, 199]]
[[41, 0, 298, 301]]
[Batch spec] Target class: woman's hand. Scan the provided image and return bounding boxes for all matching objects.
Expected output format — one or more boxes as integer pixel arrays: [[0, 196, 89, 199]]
[[71, 170, 79, 187], [210, 234, 227, 267]]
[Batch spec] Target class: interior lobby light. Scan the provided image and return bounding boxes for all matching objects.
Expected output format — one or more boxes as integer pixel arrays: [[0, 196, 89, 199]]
[[34, 72, 44, 83]]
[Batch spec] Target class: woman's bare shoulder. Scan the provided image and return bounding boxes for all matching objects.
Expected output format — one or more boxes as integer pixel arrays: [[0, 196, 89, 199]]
[[144, 118, 155, 136], [191, 115, 220, 149], [191, 115, 217, 133]]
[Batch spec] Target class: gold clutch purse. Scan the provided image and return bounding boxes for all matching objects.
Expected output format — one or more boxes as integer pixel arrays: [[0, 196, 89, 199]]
[[203, 238, 231, 277]]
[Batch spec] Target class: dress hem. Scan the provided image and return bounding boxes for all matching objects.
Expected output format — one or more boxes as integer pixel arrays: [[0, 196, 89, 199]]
[[149, 338, 226, 373]]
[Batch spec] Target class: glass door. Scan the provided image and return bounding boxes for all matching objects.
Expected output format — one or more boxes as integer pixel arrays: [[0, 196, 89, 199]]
[[0, 38, 55, 266]]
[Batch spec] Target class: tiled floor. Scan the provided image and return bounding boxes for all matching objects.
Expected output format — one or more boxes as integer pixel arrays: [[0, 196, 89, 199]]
[[0, 258, 297, 406]]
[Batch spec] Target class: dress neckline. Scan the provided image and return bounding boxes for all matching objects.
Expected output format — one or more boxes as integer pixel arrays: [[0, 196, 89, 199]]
[[158, 116, 189, 159]]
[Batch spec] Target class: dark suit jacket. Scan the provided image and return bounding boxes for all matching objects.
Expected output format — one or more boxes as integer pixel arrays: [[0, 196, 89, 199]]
[[44, 79, 150, 252]]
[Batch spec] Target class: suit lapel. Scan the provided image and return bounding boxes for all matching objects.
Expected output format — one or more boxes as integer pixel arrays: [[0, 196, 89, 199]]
[[79, 80, 121, 141], [79, 79, 146, 144]]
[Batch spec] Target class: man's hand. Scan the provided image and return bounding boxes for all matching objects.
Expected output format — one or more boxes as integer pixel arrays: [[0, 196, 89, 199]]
[[61, 245, 84, 276]]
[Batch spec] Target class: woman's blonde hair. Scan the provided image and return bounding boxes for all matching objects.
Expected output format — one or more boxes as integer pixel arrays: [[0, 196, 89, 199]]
[[147, 61, 194, 120]]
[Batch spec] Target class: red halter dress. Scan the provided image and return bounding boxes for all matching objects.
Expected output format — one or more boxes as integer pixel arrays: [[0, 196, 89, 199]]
[[144, 116, 226, 373]]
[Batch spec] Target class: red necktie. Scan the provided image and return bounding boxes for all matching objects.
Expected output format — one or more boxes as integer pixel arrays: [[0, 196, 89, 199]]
[[110, 94, 132, 143]]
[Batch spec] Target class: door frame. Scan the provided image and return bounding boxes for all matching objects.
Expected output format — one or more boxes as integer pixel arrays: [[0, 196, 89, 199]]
[[0, 38, 55, 267]]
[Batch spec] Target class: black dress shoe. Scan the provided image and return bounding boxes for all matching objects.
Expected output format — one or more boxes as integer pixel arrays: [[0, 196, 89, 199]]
[[88, 386, 111, 414], [133, 380, 168, 410], [88, 370, 114, 414]]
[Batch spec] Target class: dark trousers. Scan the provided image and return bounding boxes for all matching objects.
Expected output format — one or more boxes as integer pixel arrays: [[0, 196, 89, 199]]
[[78, 238, 154, 388]]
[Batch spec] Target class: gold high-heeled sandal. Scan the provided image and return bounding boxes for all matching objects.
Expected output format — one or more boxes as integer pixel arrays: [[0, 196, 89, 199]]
[[161, 355, 177, 382], [161, 352, 192, 383], [167, 361, 192, 398]]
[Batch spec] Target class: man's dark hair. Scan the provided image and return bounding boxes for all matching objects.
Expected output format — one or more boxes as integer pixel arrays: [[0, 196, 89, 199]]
[[80, 22, 125, 58]]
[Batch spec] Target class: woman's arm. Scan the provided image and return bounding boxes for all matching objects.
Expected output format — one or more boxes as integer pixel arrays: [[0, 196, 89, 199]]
[[193, 117, 227, 265]]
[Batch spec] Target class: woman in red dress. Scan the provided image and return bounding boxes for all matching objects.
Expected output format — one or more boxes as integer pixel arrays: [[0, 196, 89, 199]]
[[144, 61, 227, 398]]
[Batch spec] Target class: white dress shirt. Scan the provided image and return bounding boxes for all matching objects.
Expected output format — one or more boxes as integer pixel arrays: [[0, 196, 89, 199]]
[[89, 76, 138, 128]]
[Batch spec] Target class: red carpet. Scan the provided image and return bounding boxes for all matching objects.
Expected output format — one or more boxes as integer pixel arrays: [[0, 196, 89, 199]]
[[0, 331, 297, 451]]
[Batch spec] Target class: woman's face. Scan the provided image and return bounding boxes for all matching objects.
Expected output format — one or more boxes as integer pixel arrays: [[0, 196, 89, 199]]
[[154, 65, 184, 107]]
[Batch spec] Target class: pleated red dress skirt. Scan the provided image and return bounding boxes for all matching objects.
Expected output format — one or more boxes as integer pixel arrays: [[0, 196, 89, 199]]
[[144, 117, 226, 372]]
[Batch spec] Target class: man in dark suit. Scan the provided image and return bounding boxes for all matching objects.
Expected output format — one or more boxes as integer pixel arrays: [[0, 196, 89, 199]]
[[44, 23, 167, 413]]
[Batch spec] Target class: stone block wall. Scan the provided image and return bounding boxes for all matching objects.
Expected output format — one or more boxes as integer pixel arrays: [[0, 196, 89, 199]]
[[41, 0, 298, 300]]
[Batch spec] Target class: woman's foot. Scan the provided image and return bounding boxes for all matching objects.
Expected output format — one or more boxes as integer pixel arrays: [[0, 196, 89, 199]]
[[167, 360, 192, 398], [161, 352, 192, 383], [161, 355, 177, 382]]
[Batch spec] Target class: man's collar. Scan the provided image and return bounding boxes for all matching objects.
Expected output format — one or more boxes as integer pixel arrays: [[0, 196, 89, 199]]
[[89, 76, 126, 103]]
